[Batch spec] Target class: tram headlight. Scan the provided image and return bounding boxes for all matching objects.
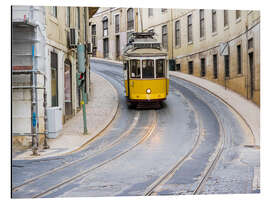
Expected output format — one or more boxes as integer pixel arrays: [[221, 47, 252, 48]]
[[146, 88, 151, 94]]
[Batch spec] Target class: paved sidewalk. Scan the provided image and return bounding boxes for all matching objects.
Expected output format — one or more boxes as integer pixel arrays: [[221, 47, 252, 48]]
[[170, 71, 260, 146], [13, 72, 119, 160]]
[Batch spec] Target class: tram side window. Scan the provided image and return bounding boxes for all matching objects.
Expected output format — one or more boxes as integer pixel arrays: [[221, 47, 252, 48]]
[[156, 59, 165, 78], [130, 60, 141, 78], [142, 60, 154, 78], [124, 61, 128, 70]]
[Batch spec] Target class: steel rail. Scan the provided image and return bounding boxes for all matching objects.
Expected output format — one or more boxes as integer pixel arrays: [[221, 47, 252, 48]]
[[191, 92, 225, 194], [32, 110, 157, 198], [145, 78, 225, 195], [144, 86, 202, 196], [12, 71, 133, 193]]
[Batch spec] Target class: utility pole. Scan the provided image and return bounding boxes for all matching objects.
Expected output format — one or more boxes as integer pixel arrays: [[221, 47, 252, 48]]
[[77, 44, 88, 134]]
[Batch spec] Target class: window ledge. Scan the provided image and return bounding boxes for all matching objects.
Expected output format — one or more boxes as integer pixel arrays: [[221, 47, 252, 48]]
[[212, 32, 218, 37], [224, 25, 229, 31], [49, 16, 58, 25], [200, 36, 206, 41], [188, 41, 193, 45], [236, 18, 241, 24]]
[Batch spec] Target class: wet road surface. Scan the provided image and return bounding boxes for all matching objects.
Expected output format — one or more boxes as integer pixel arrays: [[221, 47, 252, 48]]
[[12, 60, 259, 198]]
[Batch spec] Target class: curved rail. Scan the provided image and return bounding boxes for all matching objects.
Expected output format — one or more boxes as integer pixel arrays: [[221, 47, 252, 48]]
[[32, 110, 157, 198], [144, 82, 225, 195]]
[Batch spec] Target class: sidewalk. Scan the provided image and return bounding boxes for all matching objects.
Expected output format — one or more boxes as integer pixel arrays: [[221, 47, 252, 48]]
[[13, 72, 119, 160], [170, 71, 260, 146]]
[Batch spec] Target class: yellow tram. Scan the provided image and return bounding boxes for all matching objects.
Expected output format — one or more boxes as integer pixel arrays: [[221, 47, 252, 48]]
[[123, 32, 169, 107]]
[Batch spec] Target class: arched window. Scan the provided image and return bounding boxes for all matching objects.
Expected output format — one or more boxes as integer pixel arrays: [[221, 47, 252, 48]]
[[103, 16, 108, 37], [127, 8, 134, 30]]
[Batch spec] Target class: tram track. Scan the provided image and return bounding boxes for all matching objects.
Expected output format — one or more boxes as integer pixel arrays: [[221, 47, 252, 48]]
[[144, 79, 225, 196], [12, 110, 140, 193], [12, 69, 159, 198], [32, 110, 157, 198]]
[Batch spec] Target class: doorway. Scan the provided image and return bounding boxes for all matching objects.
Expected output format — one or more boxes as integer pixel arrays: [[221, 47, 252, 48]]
[[249, 52, 254, 98], [64, 59, 72, 119]]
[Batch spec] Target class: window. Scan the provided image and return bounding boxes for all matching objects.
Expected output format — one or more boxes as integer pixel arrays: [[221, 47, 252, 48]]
[[199, 9, 205, 38], [187, 14, 192, 43], [175, 20, 180, 46], [156, 59, 165, 78], [148, 8, 153, 17], [162, 25, 168, 49], [103, 38, 109, 58], [127, 8, 134, 30], [201, 58, 206, 77], [91, 25, 96, 47], [130, 60, 141, 78], [236, 10, 241, 20], [115, 14, 120, 33], [77, 7, 80, 29], [103, 16, 108, 37], [188, 61, 193, 74], [51, 6, 57, 18], [116, 35, 120, 58], [237, 45, 242, 74], [248, 38, 253, 49], [142, 60, 154, 78], [213, 54, 218, 79], [212, 10, 217, 33], [224, 10, 228, 27], [176, 64, 181, 71], [224, 55, 230, 77], [51, 52, 58, 107], [161, 8, 168, 13], [66, 7, 70, 27]]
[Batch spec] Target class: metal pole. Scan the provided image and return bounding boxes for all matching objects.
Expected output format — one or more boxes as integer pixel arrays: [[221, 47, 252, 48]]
[[31, 44, 39, 156], [43, 74, 49, 149], [81, 84, 88, 134]]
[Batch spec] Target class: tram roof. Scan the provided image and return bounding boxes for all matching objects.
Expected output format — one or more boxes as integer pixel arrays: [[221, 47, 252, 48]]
[[123, 48, 167, 57]]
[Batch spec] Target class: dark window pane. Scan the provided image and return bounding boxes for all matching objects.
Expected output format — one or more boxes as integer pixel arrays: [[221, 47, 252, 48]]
[[213, 54, 218, 79], [237, 45, 242, 74], [130, 59, 141, 78], [201, 58, 206, 77], [224, 55, 230, 77], [188, 61, 193, 74], [188, 15, 192, 42], [156, 59, 165, 78], [142, 60, 154, 78]]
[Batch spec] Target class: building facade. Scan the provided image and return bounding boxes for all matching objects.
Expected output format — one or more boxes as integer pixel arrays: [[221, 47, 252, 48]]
[[12, 6, 95, 148], [89, 8, 260, 106]]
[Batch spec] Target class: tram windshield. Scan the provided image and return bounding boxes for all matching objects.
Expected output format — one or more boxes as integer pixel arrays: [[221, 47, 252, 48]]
[[142, 60, 154, 78], [130, 59, 141, 78], [156, 59, 165, 78]]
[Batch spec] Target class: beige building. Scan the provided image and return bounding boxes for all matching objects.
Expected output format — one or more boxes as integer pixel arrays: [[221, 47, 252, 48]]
[[90, 8, 260, 106], [12, 6, 97, 149], [45, 6, 91, 121]]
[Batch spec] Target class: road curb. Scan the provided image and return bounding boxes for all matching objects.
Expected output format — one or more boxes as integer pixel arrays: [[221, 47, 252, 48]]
[[13, 71, 120, 160], [64, 72, 120, 155], [169, 72, 259, 146]]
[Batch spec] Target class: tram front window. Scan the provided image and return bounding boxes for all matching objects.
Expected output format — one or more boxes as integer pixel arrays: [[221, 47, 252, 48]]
[[130, 59, 141, 78], [156, 59, 165, 78], [142, 60, 154, 78]]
